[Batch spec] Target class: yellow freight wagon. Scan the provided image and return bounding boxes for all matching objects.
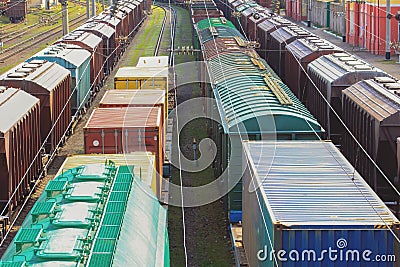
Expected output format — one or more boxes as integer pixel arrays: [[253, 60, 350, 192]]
[[114, 66, 168, 91]]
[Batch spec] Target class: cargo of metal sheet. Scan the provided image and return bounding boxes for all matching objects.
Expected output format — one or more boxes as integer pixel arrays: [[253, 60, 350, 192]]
[[78, 21, 116, 75], [0, 87, 41, 212], [99, 89, 167, 119], [114, 67, 168, 92], [342, 77, 400, 212], [285, 36, 342, 101], [27, 43, 91, 116], [84, 106, 164, 198], [57, 31, 104, 91], [306, 52, 389, 144], [242, 141, 400, 267], [256, 17, 292, 60], [55, 153, 158, 196], [0, 60, 71, 153], [268, 25, 312, 78]]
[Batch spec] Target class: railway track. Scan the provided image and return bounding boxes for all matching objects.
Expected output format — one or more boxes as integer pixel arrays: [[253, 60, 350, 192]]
[[155, 4, 176, 64], [0, 15, 87, 62]]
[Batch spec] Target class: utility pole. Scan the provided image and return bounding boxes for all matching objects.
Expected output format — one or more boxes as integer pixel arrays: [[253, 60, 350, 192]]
[[91, 0, 96, 17], [386, 0, 391, 60], [60, 0, 69, 35], [86, 0, 90, 19]]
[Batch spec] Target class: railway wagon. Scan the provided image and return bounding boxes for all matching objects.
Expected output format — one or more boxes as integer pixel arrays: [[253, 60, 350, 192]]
[[78, 21, 116, 75], [114, 66, 168, 91], [56, 153, 158, 200], [6, 0, 27, 23], [306, 52, 389, 144], [268, 25, 312, 78], [131, 0, 144, 27], [208, 61, 323, 222], [0, 61, 71, 153], [84, 106, 164, 199], [91, 13, 124, 57], [121, 2, 138, 35], [0, 162, 170, 267], [118, 5, 134, 37], [342, 77, 400, 207], [191, 3, 221, 23], [136, 56, 169, 68], [195, 19, 323, 221], [237, 2, 264, 36], [27, 44, 91, 116], [57, 31, 104, 92], [99, 89, 167, 119], [256, 16, 293, 60], [285, 36, 342, 101], [0, 87, 41, 212], [247, 9, 273, 41], [194, 17, 242, 56], [242, 140, 400, 267]]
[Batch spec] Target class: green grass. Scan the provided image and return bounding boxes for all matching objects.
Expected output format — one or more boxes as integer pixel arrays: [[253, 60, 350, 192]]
[[0, 3, 94, 73], [121, 6, 166, 66]]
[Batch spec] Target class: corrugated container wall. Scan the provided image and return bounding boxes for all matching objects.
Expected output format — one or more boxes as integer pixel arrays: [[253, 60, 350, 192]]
[[27, 44, 91, 116], [0, 87, 41, 212], [342, 77, 400, 206], [57, 31, 104, 90], [306, 52, 389, 144], [0, 60, 71, 153], [83, 106, 164, 198], [99, 89, 167, 119], [242, 141, 400, 267], [285, 37, 342, 101]]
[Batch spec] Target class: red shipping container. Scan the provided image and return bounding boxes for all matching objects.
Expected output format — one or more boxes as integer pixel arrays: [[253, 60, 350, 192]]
[[0, 60, 71, 153], [0, 87, 41, 212], [84, 106, 164, 198]]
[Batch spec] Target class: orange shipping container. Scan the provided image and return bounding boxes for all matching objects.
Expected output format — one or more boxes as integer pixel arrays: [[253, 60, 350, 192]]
[[83, 106, 164, 198]]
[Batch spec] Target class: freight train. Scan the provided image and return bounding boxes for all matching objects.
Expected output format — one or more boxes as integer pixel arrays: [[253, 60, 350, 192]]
[[190, 0, 400, 265], [0, 0, 145, 215], [0, 155, 170, 266], [193, 0, 400, 215]]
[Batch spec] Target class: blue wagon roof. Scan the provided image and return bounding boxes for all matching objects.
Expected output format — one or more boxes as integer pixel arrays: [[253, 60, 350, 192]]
[[243, 141, 400, 227]]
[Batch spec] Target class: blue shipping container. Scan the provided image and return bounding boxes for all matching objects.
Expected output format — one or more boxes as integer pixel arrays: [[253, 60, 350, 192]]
[[242, 141, 400, 267]]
